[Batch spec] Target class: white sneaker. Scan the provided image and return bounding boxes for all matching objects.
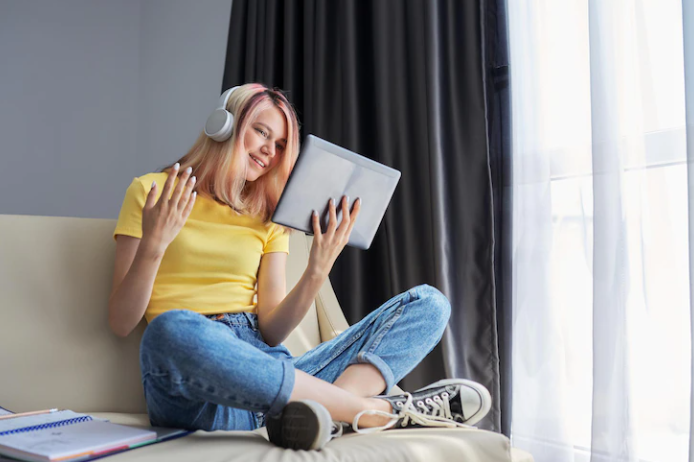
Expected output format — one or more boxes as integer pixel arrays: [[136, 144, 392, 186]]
[[353, 379, 492, 433]]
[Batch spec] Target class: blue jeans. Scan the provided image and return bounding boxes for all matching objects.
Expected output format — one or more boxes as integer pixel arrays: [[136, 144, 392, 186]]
[[139, 284, 451, 431]]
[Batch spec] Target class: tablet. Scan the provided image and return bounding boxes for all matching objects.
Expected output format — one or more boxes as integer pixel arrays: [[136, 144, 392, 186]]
[[271, 135, 401, 250]]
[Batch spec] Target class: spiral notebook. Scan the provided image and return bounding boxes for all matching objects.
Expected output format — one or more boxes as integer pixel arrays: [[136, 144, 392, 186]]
[[0, 410, 157, 462]]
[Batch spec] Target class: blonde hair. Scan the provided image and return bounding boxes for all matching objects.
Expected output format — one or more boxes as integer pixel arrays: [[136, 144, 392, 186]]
[[159, 83, 300, 233]]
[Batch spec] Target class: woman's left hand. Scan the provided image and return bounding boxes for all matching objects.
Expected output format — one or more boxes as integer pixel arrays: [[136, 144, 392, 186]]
[[308, 195, 362, 279]]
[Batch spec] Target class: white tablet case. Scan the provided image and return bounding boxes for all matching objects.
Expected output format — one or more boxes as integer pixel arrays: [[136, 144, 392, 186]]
[[271, 135, 401, 250]]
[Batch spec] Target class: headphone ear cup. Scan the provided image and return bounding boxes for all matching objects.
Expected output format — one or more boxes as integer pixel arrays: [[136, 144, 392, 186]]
[[204, 108, 235, 142]]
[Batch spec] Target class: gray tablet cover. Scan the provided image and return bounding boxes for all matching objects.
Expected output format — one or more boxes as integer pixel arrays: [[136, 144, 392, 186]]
[[271, 135, 401, 250]]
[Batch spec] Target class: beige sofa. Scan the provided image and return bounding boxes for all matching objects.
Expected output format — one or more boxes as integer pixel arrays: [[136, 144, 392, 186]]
[[0, 214, 533, 462]]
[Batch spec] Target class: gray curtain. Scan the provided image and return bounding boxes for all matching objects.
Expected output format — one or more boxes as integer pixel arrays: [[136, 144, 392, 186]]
[[223, 0, 509, 433]]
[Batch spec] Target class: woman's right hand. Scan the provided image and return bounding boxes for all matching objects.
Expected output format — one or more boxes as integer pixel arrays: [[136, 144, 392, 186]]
[[307, 196, 361, 279], [141, 163, 197, 257]]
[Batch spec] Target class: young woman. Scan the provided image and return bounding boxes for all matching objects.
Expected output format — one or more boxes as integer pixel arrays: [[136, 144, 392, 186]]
[[109, 83, 492, 450]]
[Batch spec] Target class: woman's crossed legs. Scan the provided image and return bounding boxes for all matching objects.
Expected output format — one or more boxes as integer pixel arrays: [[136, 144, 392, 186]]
[[139, 284, 451, 432]]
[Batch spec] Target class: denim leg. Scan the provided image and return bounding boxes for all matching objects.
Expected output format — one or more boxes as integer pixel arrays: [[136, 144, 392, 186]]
[[139, 310, 295, 431], [293, 284, 451, 394]]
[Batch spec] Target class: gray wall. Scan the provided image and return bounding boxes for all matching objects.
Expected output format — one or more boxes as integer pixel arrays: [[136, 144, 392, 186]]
[[0, 0, 232, 219]]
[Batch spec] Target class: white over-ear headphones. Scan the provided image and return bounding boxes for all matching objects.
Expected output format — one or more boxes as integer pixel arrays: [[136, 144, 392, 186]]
[[204, 86, 241, 142]]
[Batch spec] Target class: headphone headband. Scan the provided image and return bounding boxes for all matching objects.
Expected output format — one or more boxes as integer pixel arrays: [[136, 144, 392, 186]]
[[217, 86, 240, 110]]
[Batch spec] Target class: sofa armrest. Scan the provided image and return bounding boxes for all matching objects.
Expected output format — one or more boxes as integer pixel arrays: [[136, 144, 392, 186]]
[[299, 234, 350, 342], [315, 274, 351, 343]]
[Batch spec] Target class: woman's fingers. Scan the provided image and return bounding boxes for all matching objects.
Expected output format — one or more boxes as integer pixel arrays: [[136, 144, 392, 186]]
[[159, 163, 180, 206], [336, 196, 351, 235], [171, 166, 192, 206], [326, 198, 338, 234], [345, 197, 361, 235], [182, 190, 197, 217], [145, 181, 157, 210], [311, 209, 322, 240], [337, 197, 361, 244], [315, 196, 360, 243], [178, 175, 197, 211]]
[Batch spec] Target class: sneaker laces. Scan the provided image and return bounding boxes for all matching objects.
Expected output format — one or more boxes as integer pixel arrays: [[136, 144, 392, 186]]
[[352, 392, 477, 434]]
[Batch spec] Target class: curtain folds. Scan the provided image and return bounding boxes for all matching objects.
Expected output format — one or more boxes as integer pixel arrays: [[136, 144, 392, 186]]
[[508, 0, 691, 460], [224, 0, 508, 432], [483, 0, 513, 437], [683, 0, 694, 460]]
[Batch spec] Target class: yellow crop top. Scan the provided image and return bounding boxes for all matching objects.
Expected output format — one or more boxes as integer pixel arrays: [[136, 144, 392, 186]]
[[113, 172, 290, 323]]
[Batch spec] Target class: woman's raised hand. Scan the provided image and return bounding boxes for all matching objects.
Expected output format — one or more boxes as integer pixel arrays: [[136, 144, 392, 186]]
[[308, 195, 362, 279], [141, 163, 197, 257]]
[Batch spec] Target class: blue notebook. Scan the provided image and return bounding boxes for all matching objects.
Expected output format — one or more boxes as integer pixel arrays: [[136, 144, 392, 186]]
[[0, 409, 188, 462]]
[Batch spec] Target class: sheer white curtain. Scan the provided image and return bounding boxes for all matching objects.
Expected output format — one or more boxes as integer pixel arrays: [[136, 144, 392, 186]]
[[507, 1, 690, 461]]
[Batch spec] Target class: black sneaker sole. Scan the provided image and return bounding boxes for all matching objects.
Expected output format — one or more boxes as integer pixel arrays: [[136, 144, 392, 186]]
[[266, 400, 332, 450]]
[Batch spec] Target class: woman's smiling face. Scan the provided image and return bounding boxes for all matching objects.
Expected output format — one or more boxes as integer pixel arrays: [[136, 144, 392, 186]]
[[242, 106, 288, 182]]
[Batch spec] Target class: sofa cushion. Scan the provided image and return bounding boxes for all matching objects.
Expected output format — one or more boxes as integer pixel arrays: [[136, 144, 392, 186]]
[[90, 412, 525, 462]]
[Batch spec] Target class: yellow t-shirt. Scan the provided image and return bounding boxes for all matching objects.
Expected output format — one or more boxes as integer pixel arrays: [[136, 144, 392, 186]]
[[113, 172, 290, 323]]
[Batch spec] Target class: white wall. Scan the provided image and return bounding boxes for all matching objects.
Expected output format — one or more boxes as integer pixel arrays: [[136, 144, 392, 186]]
[[0, 0, 232, 219]]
